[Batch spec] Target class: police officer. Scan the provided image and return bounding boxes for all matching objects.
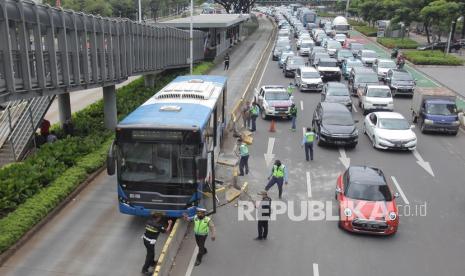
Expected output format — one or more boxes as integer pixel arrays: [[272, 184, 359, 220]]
[[237, 138, 249, 176], [287, 82, 294, 96], [289, 103, 297, 131], [141, 212, 173, 274], [224, 53, 230, 70], [183, 208, 216, 266], [255, 191, 271, 240], [301, 127, 316, 161], [249, 102, 260, 132], [265, 160, 288, 199]]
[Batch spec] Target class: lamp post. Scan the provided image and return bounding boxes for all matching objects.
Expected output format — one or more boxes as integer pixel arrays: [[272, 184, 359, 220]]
[[345, 0, 350, 18], [189, 0, 193, 74], [446, 16, 464, 55], [138, 0, 142, 22]]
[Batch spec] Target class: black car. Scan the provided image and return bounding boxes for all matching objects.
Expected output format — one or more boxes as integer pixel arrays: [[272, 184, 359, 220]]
[[312, 102, 359, 147], [348, 67, 379, 95], [417, 41, 461, 52], [321, 82, 353, 111], [385, 69, 415, 97], [283, 56, 306, 77]]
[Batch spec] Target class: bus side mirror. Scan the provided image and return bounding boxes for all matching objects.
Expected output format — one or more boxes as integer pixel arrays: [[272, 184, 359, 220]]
[[197, 157, 208, 179], [107, 141, 116, 176]]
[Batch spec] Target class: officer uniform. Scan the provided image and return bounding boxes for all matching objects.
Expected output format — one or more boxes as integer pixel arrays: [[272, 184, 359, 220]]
[[289, 104, 297, 131], [256, 191, 272, 240], [287, 84, 294, 96], [238, 141, 249, 175], [141, 216, 167, 274], [250, 104, 259, 131], [302, 129, 316, 161], [185, 208, 216, 266], [265, 162, 288, 199]]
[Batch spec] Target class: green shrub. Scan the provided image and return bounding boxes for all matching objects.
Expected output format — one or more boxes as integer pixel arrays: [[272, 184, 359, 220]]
[[354, 25, 377, 37], [348, 19, 367, 26], [404, 50, 464, 65], [0, 62, 215, 254], [377, 38, 419, 49]]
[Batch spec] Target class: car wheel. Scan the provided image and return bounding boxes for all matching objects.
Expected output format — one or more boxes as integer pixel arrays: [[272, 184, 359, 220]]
[[420, 119, 426, 133], [372, 136, 377, 149], [451, 131, 459, 136], [412, 112, 417, 123], [261, 109, 268, 120]]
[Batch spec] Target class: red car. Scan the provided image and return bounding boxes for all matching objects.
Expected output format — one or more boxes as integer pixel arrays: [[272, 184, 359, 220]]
[[335, 166, 399, 235]]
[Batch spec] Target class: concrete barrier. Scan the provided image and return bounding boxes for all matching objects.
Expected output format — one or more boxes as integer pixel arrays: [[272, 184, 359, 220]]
[[153, 220, 189, 276]]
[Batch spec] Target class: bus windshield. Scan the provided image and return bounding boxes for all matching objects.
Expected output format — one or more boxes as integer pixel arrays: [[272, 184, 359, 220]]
[[119, 142, 199, 183]]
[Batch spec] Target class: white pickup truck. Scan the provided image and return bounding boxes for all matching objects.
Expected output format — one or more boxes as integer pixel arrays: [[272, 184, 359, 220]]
[[357, 85, 394, 115], [255, 85, 294, 120]]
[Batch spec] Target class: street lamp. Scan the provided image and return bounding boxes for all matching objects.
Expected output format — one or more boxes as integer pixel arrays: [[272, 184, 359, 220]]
[[345, 0, 350, 18], [138, 0, 142, 22], [446, 16, 464, 55]]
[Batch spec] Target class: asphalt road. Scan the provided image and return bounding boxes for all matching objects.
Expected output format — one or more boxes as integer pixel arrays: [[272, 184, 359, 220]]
[[172, 29, 465, 276], [0, 16, 273, 276]]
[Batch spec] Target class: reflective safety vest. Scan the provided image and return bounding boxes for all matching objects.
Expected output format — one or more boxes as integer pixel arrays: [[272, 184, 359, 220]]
[[194, 216, 211, 235], [145, 224, 160, 233], [272, 165, 285, 178], [239, 143, 249, 156], [305, 131, 315, 143], [290, 106, 297, 117], [250, 105, 259, 116], [287, 86, 294, 95]]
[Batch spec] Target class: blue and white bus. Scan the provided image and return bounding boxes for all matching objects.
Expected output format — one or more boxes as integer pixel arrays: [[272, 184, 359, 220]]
[[107, 75, 227, 217]]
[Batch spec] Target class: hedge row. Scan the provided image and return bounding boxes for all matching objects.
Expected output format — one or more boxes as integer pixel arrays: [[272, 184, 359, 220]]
[[347, 19, 367, 27], [404, 50, 464, 65], [354, 25, 377, 37], [0, 61, 215, 254], [377, 38, 419, 49]]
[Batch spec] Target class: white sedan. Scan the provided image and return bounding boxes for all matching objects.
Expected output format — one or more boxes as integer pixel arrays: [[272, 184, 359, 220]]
[[364, 112, 417, 150]]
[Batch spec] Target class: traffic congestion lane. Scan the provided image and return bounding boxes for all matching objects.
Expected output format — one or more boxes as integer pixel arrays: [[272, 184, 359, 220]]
[[182, 25, 465, 275]]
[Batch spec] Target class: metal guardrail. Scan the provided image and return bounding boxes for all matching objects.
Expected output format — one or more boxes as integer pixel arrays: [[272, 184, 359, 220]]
[[0, 0, 205, 104]]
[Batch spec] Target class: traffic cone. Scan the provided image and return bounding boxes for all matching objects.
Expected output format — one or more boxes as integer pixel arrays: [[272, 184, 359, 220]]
[[269, 119, 276, 132]]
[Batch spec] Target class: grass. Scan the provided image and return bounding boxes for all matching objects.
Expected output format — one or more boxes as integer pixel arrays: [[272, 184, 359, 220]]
[[377, 37, 419, 49], [353, 25, 377, 37], [404, 50, 463, 65]]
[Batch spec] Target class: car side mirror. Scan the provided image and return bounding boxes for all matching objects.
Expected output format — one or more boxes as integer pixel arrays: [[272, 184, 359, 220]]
[[336, 187, 342, 194], [106, 141, 116, 175], [394, 192, 400, 198], [196, 157, 208, 179]]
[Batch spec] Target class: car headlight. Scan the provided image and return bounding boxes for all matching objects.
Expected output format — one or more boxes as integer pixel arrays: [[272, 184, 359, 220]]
[[378, 137, 392, 144], [351, 129, 358, 136], [388, 100, 393, 104], [452, 120, 460, 126], [344, 208, 352, 217], [389, 212, 397, 221], [320, 127, 330, 136], [405, 137, 417, 143], [424, 119, 434, 124]]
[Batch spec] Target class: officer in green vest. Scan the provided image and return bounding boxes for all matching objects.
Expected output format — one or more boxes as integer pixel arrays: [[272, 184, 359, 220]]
[[289, 103, 297, 131], [301, 127, 316, 161], [236, 138, 249, 176], [249, 102, 260, 132], [183, 208, 216, 266], [141, 212, 173, 274], [265, 160, 288, 199], [287, 82, 294, 96]]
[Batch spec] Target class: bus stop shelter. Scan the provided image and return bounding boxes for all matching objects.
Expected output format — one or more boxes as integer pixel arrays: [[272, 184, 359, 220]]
[[160, 14, 250, 59]]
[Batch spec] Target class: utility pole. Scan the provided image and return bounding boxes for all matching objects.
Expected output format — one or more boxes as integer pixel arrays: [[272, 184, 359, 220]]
[[138, 0, 142, 22], [190, 0, 193, 74], [345, 0, 350, 18]]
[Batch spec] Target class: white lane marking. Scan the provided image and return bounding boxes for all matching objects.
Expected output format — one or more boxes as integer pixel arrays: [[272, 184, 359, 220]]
[[391, 176, 409, 205], [338, 147, 350, 168], [313, 263, 319, 276], [256, 39, 274, 89], [412, 149, 435, 177], [302, 127, 306, 136], [300, 100, 304, 111], [185, 246, 199, 276], [264, 137, 276, 167], [306, 171, 312, 198], [352, 103, 358, 113]]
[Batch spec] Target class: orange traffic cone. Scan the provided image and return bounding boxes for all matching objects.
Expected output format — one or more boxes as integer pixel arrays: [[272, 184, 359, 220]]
[[269, 119, 276, 132]]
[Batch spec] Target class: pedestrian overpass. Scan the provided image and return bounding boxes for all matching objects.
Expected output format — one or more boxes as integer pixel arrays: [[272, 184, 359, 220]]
[[0, 0, 205, 166]]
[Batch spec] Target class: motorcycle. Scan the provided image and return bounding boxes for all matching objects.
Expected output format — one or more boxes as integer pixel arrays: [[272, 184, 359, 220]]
[[391, 48, 399, 59], [396, 59, 405, 69]]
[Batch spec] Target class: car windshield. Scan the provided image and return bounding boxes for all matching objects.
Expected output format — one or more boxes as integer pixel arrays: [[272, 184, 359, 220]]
[[301, 42, 312, 48], [393, 74, 413, 81], [367, 88, 391, 97], [338, 50, 353, 58], [277, 41, 289, 47], [379, 61, 396, 68], [302, 71, 321, 78], [351, 44, 364, 50], [355, 74, 379, 83], [289, 58, 305, 65], [336, 34, 346, 40], [323, 112, 354, 125], [319, 61, 337, 67], [426, 103, 457, 115], [281, 53, 293, 60], [347, 60, 363, 67], [327, 41, 342, 49], [362, 51, 377, 58], [327, 88, 349, 96], [265, 92, 290, 100], [334, 25, 350, 31], [378, 118, 410, 130], [346, 183, 393, 201]]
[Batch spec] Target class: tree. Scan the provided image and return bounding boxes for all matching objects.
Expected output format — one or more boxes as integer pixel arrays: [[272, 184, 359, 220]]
[[214, 0, 255, 13], [421, 0, 461, 42]]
